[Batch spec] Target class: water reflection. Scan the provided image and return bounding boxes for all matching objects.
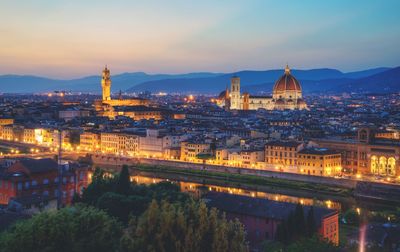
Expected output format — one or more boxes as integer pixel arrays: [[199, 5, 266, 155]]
[[131, 175, 342, 210]]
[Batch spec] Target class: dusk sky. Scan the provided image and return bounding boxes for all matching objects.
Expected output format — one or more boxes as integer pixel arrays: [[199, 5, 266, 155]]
[[1, 0, 399, 78]]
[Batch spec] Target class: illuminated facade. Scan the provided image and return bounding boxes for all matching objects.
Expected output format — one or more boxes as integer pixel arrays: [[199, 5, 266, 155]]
[[100, 132, 139, 156], [95, 66, 150, 112], [80, 131, 101, 152], [298, 148, 342, 177], [264, 141, 304, 173], [101, 66, 111, 101], [180, 141, 211, 161], [315, 128, 400, 177], [216, 65, 307, 110]]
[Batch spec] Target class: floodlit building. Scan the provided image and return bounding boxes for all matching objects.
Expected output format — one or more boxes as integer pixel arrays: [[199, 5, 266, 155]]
[[297, 148, 342, 177], [215, 65, 307, 111], [314, 127, 400, 177], [264, 141, 304, 173]]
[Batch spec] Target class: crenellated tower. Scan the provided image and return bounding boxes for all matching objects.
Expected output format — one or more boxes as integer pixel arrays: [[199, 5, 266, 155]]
[[101, 66, 111, 101]]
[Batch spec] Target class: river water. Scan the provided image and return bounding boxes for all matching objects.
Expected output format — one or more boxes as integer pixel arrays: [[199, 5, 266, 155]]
[[130, 172, 398, 214]]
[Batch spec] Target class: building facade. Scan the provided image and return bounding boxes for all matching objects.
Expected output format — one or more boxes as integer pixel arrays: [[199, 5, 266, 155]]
[[297, 148, 342, 177], [216, 65, 307, 111], [314, 128, 400, 178]]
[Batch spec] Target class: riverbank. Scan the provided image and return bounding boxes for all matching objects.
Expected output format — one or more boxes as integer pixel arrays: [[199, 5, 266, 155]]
[[131, 164, 353, 197]]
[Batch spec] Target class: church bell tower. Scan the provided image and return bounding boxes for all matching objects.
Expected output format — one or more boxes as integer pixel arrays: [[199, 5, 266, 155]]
[[101, 66, 111, 101], [230, 76, 241, 110]]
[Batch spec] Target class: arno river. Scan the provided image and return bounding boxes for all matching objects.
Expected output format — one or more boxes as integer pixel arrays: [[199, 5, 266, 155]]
[[130, 171, 398, 215]]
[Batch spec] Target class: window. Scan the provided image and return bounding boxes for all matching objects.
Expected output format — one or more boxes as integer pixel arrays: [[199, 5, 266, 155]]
[[32, 180, 38, 186], [25, 181, 29, 189], [43, 179, 49, 185], [17, 182, 22, 190]]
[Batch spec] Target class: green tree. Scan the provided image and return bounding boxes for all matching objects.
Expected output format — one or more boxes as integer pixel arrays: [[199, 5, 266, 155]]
[[80, 168, 115, 205], [0, 205, 122, 252], [343, 209, 360, 225], [120, 200, 248, 252], [115, 165, 131, 195], [286, 236, 339, 252], [293, 203, 306, 238], [306, 206, 316, 237]]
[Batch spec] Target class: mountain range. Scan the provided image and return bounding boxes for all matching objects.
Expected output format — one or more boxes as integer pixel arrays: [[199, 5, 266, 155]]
[[0, 66, 399, 94]]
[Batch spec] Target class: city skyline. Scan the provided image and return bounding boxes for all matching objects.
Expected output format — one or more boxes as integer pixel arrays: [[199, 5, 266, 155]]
[[1, 0, 400, 78]]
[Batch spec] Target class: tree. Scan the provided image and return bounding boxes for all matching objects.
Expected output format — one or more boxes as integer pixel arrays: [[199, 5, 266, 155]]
[[343, 209, 360, 225], [293, 203, 306, 238], [80, 168, 116, 205], [96, 192, 150, 223], [286, 236, 339, 252], [120, 200, 248, 252], [306, 206, 316, 237], [115, 165, 131, 195], [0, 205, 122, 252]]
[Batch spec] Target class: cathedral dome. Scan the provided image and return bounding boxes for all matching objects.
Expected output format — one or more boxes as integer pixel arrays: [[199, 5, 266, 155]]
[[273, 65, 302, 93]]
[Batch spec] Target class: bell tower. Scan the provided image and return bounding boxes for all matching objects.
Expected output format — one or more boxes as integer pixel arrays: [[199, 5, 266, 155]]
[[101, 66, 111, 101], [230, 76, 241, 110]]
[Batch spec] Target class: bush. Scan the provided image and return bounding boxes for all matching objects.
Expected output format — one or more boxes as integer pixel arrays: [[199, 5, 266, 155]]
[[0, 205, 122, 252]]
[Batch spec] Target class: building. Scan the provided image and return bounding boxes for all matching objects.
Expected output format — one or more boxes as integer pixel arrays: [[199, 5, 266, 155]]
[[59, 108, 90, 122], [139, 129, 187, 158], [215, 65, 307, 111], [180, 141, 211, 162], [264, 141, 304, 173], [103, 106, 164, 120], [94, 66, 150, 112], [204, 192, 339, 246], [314, 128, 400, 177], [0, 158, 91, 206], [0, 118, 14, 126], [80, 131, 101, 152], [297, 148, 342, 177], [100, 132, 139, 156]]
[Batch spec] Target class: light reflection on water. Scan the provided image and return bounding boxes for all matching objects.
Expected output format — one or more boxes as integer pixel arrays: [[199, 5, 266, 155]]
[[131, 175, 342, 211]]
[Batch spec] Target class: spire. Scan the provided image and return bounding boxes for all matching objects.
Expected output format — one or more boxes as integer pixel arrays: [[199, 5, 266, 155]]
[[284, 64, 290, 75]]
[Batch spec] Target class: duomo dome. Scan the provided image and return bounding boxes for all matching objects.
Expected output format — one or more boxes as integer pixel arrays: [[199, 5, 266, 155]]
[[273, 65, 302, 100]]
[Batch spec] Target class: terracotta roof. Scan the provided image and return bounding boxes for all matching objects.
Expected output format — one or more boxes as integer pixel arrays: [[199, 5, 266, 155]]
[[273, 66, 302, 93]]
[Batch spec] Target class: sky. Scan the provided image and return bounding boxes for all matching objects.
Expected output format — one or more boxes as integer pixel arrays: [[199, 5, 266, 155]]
[[0, 0, 399, 78]]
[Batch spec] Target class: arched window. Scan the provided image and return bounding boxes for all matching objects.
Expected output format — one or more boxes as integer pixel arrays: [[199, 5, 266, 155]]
[[387, 157, 396, 176], [379, 156, 387, 175], [359, 129, 368, 142], [371, 155, 378, 174]]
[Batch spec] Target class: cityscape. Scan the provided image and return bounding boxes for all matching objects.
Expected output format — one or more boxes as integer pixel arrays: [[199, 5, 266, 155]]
[[0, 1, 400, 252]]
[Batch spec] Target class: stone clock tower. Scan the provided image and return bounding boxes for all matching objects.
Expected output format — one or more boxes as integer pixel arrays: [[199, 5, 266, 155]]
[[101, 66, 111, 101]]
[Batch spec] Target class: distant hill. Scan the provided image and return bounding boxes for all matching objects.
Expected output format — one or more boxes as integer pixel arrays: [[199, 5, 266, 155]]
[[0, 67, 396, 94], [128, 67, 392, 94], [336, 67, 400, 93], [0, 72, 221, 93]]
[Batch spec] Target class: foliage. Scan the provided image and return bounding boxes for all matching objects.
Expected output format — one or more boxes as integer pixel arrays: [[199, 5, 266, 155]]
[[285, 236, 340, 252], [0, 205, 122, 252], [79, 167, 190, 223], [343, 209, 360, 225], [263, 236, 339, 252], [275, 204, 316, 244], [115, 165, 132, 195], [120, 199, 248, 252]]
